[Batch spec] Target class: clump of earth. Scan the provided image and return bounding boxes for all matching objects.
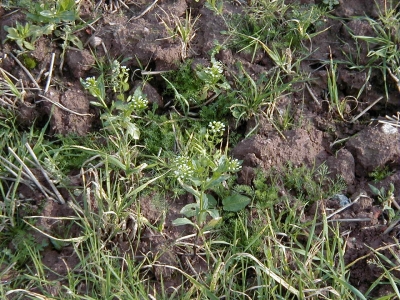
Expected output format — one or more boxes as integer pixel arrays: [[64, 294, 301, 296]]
[[0, 0, 399, 297]]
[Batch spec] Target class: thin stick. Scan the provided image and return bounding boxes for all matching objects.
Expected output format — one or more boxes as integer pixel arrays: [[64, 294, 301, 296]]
[[0, 156, 31, 180], [140, 70, 171, 75], [327, 193, 367, 220], [37, 94, 94, 117], [9, 53, 41, 90], [329, 136, 351, 148], [383, 216, 400, 234], [305, 83, 320, 106], [7, 147, 53, 201], [25, 143, 65, 205], [117, 0, 130, 10], [315, 218, 372, 226], [44, 53, 55, 94], [128, 0, 158, 22], [350, 96, 383, 123]]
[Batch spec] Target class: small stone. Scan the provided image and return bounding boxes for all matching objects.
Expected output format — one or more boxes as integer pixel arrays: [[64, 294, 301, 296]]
[[381, 123, 398, 135], [331, 194, 351, 207], [88, 36, 103, 48]]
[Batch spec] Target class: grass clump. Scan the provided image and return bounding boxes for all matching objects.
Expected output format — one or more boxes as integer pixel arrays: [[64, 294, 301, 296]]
[[344, 1, 400, 98], [226, 1, 327, 64]]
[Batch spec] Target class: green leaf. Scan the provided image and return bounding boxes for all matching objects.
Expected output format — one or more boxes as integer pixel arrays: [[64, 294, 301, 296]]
[[222, 194, 251, 212], [206, 194, 217, 207], [40, 10, 58, 19], [67, 34, 83, 49], [172, 217, 195, 227], [23, 40, 36, 50], [6, 27, 21, 39], [126, 122, 140, 139], [205, 174, 230, 189], [178, 179, 201, 199], [59, 10, 76, 22], [202, 217, 222, 232], [368, 184, 381, 196], [59, 0, 75, 11], [180, 203, 199, 218], [207, 209, 219, 219]]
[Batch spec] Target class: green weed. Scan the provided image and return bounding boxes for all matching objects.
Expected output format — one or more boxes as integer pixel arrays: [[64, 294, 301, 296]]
[[322, 0, 339, 10], [163, 52, 230, 116], [226, 1, 327, 64], [350, 1, 400, 99], [369, 165, 395, 182], [229, 63, 292, 135], [171, 121, 248, 234], [4, 22, 51, 51]]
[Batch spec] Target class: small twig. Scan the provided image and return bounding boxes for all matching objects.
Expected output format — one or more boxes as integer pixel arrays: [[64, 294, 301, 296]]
[[329, 136, 351, 148], [140, 70, 171, 75], [37, 94, 94, 117], [376, 113, 400, 128], [350, 96, 383, 123], [383, 216, 400, 235], [0, 156, 32, 181], [327, 193, 367, 220], [7, 147, 54, 201], [128, 0, 158, 22], [0, 96, 16, 108], [117, 0, 130, 10], [25, 143, 65, 205], [44, 53, 56, 94], [8, 53, 41, 90], [315, 218, 372, 226], [305, 83, 320, 106], [387, 67, 400, 93]]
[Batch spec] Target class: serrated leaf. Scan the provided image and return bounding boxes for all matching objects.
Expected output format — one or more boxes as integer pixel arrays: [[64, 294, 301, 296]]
[[172, 217, 195, 227], [222, 194, 251, 212]]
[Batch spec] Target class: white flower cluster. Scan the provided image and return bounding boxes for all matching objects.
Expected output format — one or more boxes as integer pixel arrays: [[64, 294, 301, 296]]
[[129, 94, 148, 110], [111, 60, 121, 77], [110, 60, 129, 91], [208, 121, 225, 135], [202, 61, 223, 85], [227, 158, 241, 172], [211, 60, 223, 74], [82, 76, 96, 89], [173, 156, 194, 180]]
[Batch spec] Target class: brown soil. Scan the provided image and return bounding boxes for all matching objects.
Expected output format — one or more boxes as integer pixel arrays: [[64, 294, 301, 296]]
[[1, 0, 399, 298]]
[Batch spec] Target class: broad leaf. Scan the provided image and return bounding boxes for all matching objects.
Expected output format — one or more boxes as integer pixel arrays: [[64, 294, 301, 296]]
[[202, 217, 222, 232], [207, 209, 220, 219], [222, 194, 251, 212], [180, 203, 199, 218], [172, 217, 195, 227], [206, 194, 217, 207], [126, 122, 140, 140], [368, 184, 380, 196]]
